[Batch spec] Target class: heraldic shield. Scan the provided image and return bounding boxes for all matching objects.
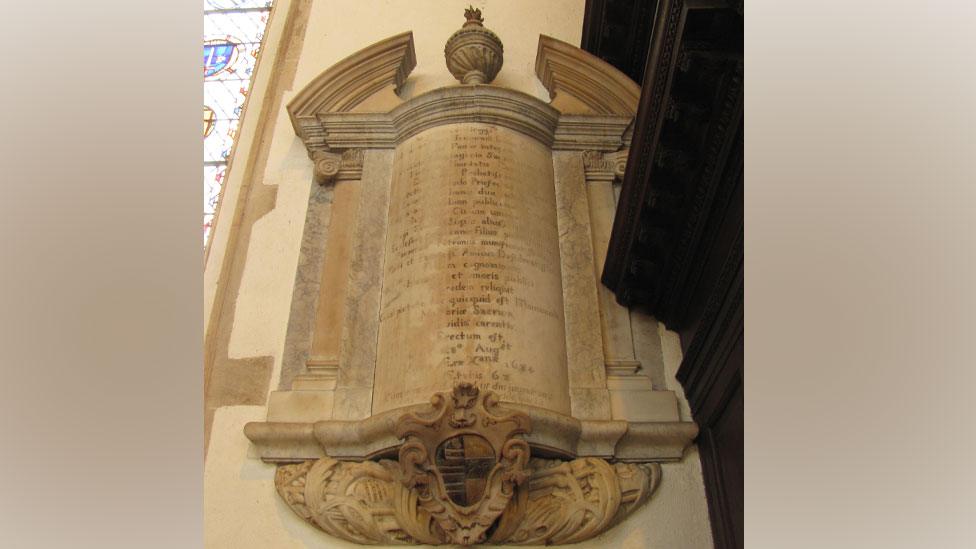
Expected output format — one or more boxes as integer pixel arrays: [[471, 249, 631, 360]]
[[395, 383, 532, 545], [203, 40, 238, 78]]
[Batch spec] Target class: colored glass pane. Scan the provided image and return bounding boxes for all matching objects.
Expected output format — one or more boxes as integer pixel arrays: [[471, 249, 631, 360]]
[[204, 106, 216, 137], [204, 164, 227, 216], [203, 1, 273, 245], [204, 41, 239, 78], [205, 0, 273, 9]]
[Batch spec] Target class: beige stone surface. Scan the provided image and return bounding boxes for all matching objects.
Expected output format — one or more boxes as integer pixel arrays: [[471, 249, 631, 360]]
[[374, 124, 570, 414], [307, 179, 360, 364], [535, 34, 640, 116], [247, 402, 695, 463], [333, 149, 396, 420], [279, 178, 335, 390], [266, 389, 334, 424], [552, 151, 612, 419], [587, 176, 638, 363]]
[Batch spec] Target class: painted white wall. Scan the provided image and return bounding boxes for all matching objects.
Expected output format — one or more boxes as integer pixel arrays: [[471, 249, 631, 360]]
[[204, 1, 714, 546]]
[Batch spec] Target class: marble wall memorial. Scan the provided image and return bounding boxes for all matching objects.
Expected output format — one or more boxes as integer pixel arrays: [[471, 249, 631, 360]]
[[240, 9, 699, 546]]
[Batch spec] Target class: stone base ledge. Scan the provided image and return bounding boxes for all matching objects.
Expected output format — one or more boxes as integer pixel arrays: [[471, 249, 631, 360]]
[[245, 400, 697, 463]]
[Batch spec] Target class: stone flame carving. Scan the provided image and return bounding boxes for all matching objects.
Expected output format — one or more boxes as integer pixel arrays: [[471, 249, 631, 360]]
[[445, 7, 504, 85], [273, 384, 661, 545]]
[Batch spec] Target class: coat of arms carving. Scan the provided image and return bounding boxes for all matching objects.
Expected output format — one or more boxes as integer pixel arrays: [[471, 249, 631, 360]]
[[396, 383, 531, 544], [273, 384, 660, 545]]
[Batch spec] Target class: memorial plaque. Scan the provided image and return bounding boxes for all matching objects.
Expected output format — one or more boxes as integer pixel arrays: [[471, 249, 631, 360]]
[[373, 123, 570, 414], [251, 23, 698, 546]]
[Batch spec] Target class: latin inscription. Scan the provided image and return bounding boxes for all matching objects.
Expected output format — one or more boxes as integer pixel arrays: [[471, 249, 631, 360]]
[[373, 124, 570, 413]]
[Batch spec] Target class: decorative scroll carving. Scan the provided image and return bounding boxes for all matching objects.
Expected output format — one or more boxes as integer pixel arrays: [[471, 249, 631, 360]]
[[272, 384, 660, 545], [445, 7, 504, 85], [311, 148, 364, 184], [310, 150, 341, 184], [582, 149, 629, 180], [607, 149, 629, 178], [275, 457, 659, 546]]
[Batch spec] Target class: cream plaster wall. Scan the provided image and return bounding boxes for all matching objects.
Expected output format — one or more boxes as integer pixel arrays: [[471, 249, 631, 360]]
[[204, 0, 713, 546]]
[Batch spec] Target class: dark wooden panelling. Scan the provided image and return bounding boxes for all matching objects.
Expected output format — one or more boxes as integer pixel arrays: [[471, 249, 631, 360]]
[[591, 1, 744, 548], [602, 0, 743, 329], [581, 0, 659, 85]]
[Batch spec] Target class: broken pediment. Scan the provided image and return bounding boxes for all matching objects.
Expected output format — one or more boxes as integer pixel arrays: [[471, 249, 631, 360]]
[[535, 34, 641, 116], [287, 31, 417, 152]]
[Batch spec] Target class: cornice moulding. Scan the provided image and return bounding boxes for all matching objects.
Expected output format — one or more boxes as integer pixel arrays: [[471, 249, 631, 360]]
[[286, 34, 639, 155], [535, 34, 641, 116], [244, 401, 696, 463], [314, 86, 561, 149], [306, 88, 630, 152], [288, 31, 417, 151]]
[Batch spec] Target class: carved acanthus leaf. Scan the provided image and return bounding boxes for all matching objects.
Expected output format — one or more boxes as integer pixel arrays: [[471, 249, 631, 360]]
[[275, 457, 659, 545], [582, 149, 629, 180], [490, 459, 659, 545]]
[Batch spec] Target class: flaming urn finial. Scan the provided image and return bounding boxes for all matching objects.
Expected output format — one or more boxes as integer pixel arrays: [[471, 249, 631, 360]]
[[445, 6, 504, 85]]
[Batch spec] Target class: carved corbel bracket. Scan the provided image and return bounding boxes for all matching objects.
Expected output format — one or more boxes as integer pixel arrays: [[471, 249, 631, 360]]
[[272, 385, 664, 545]]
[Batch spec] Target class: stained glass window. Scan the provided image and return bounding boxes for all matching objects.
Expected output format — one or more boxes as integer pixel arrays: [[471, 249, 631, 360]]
[[204, 0, 274, 244]]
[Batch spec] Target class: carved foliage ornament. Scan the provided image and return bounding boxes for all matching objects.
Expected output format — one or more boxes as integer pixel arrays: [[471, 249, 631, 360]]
[[582, 149, 629, 179], [274, 385, 660, 545]]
